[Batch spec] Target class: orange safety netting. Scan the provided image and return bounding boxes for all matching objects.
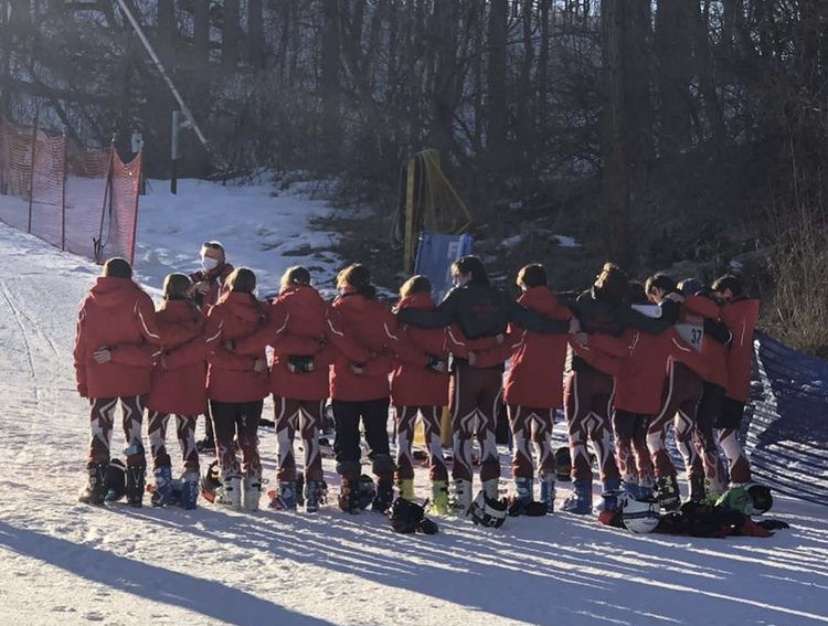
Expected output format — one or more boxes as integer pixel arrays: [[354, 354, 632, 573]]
[[0, 117, 142, 264]]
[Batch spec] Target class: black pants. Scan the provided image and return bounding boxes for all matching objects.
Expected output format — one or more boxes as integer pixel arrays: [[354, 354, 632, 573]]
[[333, 398, 390, 471], [209, 399, 264, 478]]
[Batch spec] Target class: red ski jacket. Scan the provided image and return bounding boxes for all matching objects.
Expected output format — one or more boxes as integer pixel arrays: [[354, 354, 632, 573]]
[[234, 285, 332, 402], [614, 328, 708, 415], [721, 298, 760, 402], [204, 292, 270, 403], [327, 290, 419, 402], [190, 263, 234, 313], [390, 293, 451, 407], [570, 333, 628, 378], [73, 277, 197, 400], [681, 295, 729, 388], [503, 287, 571, 409], [148, 300, 210, 416]]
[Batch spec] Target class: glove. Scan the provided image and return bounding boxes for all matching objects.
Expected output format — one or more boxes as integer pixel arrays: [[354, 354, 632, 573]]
[[78, 384, 88, 399]]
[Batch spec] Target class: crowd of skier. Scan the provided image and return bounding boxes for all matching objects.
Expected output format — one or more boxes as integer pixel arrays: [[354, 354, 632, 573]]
[[73, 241, 775, 535]]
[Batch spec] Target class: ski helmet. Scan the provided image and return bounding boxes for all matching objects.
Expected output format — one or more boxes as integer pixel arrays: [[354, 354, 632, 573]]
[[470, 491, 508, 528], [621, 495, 660, 534], [355, 475, 376, 510], [390, 497, 424, 534], [746, 483, 773, 515]]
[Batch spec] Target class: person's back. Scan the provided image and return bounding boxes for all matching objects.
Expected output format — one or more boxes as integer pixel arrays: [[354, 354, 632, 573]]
[[206, 291, 269, 403], [76, 275, 157, 399], [505, 286, 569, 409], [75, 258, 165, 508], [150, 299, 207, 418], [279, 284, 327, 339], [447, 281, 511, 340], [329, 290, 395, 402]]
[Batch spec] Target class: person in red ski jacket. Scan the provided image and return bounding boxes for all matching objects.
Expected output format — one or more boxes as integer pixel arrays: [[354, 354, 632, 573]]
[[560, 263, 670, 515], [503, 264, 571, 513], [390, 276, 452, 513], [395, 256, 572, 514], [644, 273, 730, 507], [712, 274, 760, 485], [146, 273, 214, 508], [230, 265, 333, 513], [189, 241, 234, 452], [74, 258, 197, 507], [612, 282, 709, 504], [326, 263, 417, 514], [203, 267, 270, 511]]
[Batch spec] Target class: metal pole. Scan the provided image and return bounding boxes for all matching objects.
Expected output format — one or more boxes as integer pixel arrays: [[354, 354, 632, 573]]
[[170, 109, 179, 194], [27, 102, 39, 234], [60, 130, 66, 250], [114, 0, 211, 152], [129, 151, 142, 266]]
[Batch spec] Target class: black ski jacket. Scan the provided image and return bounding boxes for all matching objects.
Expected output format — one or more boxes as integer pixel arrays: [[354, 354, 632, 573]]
[[396, 281, 570, 340]]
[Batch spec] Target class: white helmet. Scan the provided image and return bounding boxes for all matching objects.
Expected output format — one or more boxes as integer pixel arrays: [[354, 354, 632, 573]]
[[621, 495, 660, 534]]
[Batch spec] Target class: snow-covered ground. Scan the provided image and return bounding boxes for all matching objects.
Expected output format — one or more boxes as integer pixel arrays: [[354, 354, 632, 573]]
[[135, 178, 343, 295], [1, 182, 828, 625]]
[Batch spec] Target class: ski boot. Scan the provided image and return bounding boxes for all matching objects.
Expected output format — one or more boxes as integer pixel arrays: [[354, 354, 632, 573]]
[[656, 475, 681, 512], [268, 480, 297, 511], [305, 479, 324, 513], [451, 479, 473, 515], [622, 480, 642, 500], [338, 476, 359, 514], [511, 477, 534, 515], [599, 478, 622, 513], [151, 465, 174, 507], [429, 480, 450, 516], [482, 478, 499, 500], [79, 463, 108, 505], [200, 461, 221, 504], [561, 479, 592, 515], [196, 437, 216, 455], [638, 475, 655, 499], [539, 473, 556, 514], [397, 478, 415, 502], [688, 475, 706, 503], [180, 470, 200, 510], [243, 473, 262, 512], [372, 475, 394, 513], [125, 464, 146, 508], [295, 471, 306, 508], [104, 459, 127, 503], [217, 473, 242, 509]]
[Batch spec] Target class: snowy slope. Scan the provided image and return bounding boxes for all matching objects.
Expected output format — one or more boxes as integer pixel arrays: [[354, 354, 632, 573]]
[[134, 178, 343, 295], [1, 183, 828, 625]]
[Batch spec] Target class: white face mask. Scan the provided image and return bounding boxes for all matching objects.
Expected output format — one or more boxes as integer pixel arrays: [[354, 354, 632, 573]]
[[202, 257, 219, 272]]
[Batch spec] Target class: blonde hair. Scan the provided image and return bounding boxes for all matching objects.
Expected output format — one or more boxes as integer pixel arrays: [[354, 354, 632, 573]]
[[280, 266, 311, 292], [399, 275, 431, 298]]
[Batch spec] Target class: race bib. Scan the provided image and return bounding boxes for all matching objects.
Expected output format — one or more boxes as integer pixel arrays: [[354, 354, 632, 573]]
[[676, 323, 704, 352]]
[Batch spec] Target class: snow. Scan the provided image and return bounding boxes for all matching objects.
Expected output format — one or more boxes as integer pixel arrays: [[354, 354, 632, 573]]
[[135, 178, 343, 295], [499, 232, 580, 250], [0, 180, 827, 625], [555, 234, 581, 248]]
